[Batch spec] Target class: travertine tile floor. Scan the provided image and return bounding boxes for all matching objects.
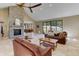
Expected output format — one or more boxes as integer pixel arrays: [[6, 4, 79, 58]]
[[0, 37, 14, 56], [53, 39, 79, 56], [0, 37, 79, 56]]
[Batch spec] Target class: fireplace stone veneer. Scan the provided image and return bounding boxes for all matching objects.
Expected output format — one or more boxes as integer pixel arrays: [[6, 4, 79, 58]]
[[9, 6, 25, 39]]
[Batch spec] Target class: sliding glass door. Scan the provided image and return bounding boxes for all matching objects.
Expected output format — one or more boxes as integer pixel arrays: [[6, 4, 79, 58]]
[[50, 20, 57, 33], [42, 21, 51, 34], [56, 20, 63, 32]]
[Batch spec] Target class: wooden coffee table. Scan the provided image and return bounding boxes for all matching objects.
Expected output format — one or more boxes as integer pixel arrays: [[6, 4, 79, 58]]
[[40, 38, 58, 50]]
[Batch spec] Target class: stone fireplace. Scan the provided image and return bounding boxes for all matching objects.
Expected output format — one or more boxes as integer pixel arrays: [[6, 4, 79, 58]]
[[9, 26, 24, 39], [9, 6, 24, 39]]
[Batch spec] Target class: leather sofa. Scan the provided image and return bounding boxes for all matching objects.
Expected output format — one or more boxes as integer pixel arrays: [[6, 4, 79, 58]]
[[45, 31, 67, 45], [56, 31, 67, 45], [13, 38, 52, 56]]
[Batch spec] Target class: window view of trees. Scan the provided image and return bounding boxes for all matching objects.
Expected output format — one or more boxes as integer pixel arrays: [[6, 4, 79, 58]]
[[42, 20, 63, 34]]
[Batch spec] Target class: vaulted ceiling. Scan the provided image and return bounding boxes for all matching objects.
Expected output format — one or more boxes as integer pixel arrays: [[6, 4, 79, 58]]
[[24, 3, 79, 21], [1, 3, 79, 21]]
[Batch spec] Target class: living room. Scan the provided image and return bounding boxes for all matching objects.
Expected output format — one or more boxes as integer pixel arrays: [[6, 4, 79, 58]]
[[0, 3, 79, 56]]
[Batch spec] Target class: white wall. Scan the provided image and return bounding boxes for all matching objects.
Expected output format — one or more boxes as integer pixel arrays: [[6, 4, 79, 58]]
[[0, 8, 9, 37], [63, 15, 79, 39]]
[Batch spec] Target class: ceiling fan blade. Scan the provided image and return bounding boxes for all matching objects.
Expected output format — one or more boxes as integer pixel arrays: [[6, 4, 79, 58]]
[[29, 8, 33, 13], [29, 3, 42, 8]]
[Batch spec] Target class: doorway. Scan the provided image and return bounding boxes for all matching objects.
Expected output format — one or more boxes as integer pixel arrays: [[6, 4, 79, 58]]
[[0, 22, 4, 37]]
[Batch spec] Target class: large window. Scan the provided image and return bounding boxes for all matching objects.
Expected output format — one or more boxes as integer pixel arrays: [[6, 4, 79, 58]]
[[42, 20, 63, 34]]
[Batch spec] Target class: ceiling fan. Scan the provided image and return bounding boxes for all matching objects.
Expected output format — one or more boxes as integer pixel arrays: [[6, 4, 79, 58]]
[[16, 3, 42, 13]]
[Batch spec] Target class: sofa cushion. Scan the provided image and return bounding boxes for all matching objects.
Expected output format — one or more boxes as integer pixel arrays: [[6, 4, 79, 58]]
[[39, 47, 52, 56], [22, 40, 41, 56], [13, 40, 34, 56], [15, 38, 41, 56]]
